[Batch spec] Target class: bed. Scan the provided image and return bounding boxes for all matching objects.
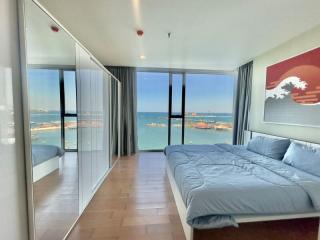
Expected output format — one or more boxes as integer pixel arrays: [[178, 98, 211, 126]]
[[32, 144, 64, 182], [165, 134, 320, 240]]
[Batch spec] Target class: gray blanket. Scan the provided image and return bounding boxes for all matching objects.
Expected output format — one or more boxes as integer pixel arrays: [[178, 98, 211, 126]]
[[165, 144, 320, 229], [32, 144, 64, 166]]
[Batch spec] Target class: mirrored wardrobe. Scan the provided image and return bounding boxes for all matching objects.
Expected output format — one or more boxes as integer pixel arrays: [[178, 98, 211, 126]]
[[23, 0, 121, 239]]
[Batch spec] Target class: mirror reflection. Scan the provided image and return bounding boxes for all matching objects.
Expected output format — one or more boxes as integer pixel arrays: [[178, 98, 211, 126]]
[[25, 1, 79, 239]]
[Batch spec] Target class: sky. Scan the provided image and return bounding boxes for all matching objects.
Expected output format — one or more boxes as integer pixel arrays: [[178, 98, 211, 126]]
[[28, 69, 76, 112], [137, 72, 235, 113], [28, 69, 235, 114]]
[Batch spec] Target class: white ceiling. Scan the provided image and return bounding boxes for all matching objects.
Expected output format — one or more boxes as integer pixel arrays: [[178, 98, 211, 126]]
[[37, 0, 320, 70], [26, 0, 75, 66]]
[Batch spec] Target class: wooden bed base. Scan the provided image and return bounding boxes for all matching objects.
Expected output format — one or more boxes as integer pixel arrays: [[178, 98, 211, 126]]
[[166, 164, 320, 240], [193, 218, 319, 240]]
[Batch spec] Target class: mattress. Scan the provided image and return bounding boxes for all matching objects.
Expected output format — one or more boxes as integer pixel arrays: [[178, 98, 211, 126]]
[[32, 144, 64, 166], [165, 144, 320, 229]]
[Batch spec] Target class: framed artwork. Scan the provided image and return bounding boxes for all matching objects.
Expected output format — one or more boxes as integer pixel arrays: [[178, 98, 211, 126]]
[[264, 47, 320, 127]]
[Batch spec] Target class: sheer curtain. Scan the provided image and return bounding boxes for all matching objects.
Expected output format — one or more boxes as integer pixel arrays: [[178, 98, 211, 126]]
[[107, 66, 137, 156], [233, 61, 253, 145]]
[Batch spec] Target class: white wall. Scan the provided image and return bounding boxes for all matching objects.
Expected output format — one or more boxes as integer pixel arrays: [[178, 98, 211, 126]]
[[250, 25, 320, 144], [0, 0, 29, 239]]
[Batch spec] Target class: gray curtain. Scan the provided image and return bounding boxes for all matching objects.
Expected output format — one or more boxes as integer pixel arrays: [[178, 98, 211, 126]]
[[233, 61, 253, 145], [107, 66, 137, 156], [110, 78, 119, 155]]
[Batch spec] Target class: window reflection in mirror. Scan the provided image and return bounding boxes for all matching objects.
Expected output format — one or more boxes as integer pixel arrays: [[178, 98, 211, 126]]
[[25, 0, 79, 239]]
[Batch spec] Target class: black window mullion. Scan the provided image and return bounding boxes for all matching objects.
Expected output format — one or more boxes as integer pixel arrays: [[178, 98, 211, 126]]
[[168, 73, 172, 145], [170, 115, 183, 118], [60, 69, 78, 152], [64, 113, 77, 117], [168, 72, 185, 146], [181, 73, 186, 144], [59, 69, 66, 150]]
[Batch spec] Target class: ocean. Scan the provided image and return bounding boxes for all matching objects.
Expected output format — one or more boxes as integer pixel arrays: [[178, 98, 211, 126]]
[[138, 112, 233, 150], [30, 111, 233, 151], [30, 111, 77, 149]]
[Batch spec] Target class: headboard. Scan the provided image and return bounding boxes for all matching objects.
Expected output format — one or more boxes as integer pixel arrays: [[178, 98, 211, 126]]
[[244, 130, 320, 149]]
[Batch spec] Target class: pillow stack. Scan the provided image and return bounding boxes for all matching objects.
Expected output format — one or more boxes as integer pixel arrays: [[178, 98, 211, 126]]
[[247, 136, 320, 177]]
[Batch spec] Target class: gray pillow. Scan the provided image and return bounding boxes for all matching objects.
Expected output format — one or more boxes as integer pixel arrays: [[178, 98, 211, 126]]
[[247, 136, 290, 160], [283, 142, 320, 176]]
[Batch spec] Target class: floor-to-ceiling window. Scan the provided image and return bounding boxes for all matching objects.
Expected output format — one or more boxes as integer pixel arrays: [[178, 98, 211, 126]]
[[62, 70, 77, 150], [136, 70, 236, 150], [185, 73, 235, 145], [29, 69, 62, 147], [28, 68, 78, 151], [137, 72, 169, 150]]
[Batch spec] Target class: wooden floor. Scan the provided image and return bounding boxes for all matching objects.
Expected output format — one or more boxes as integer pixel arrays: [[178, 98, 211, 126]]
[[67, 152, 186, 240], [34, 152, 79, 240]]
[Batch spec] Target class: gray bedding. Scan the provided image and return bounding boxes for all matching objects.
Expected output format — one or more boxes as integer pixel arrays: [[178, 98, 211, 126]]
[[165, 144, 320, 229], [32, 144, 64, 166]]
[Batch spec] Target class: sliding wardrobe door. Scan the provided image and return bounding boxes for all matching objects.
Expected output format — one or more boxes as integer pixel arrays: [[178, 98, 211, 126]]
[[91, 66, 100, 189], [102, 73, 111, 172], [90, 64, 110, 189], [76, 44, 111, 210], [76, 45, 93, 211], [24, 1, 79, 239]]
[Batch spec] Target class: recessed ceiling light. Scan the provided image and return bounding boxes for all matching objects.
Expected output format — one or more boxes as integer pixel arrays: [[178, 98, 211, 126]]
[[140, 55, 146, 60]]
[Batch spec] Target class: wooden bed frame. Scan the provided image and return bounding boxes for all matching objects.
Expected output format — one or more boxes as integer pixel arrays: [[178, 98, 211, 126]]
[[166, 131, 320, 240]]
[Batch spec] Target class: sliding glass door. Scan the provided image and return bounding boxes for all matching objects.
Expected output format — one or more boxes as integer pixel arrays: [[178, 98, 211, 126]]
[[137, 71, 236, 150]]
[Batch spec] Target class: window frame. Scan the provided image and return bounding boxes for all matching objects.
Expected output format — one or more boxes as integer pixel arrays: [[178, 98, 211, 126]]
[[28, 65, 78, 152], [136, 68, 238, 151]]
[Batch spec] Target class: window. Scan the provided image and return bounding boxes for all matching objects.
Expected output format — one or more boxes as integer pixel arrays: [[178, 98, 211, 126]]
[[136, 70, 236, 150], [185, 73, 235, 145], [171, 74, 183, 115], [28, 68, 78, 150], [62, 70, 77, 151], [63, 70, 77, 114], [28, 69, 62, 147], [64, 116, 77, 150], [137, 72, 169, 150]]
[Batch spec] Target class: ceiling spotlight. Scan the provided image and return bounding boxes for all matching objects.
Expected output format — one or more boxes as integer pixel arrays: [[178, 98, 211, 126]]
[[137, 30, 144, 37], [140, 55, 146, 60], [50, 25, 59, 32]]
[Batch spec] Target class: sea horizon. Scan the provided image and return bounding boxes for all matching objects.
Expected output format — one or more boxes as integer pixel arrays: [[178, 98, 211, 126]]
[[30, 111, 234, 151]]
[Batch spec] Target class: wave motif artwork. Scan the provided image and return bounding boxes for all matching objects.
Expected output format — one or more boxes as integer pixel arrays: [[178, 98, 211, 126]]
[[264, 47, 320, 126]]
